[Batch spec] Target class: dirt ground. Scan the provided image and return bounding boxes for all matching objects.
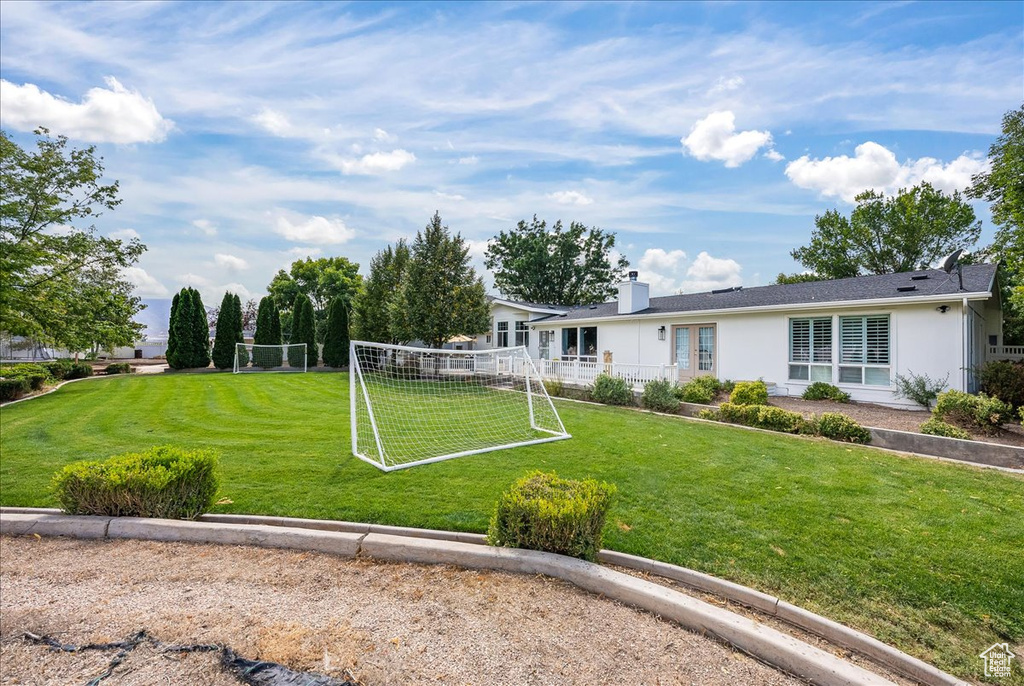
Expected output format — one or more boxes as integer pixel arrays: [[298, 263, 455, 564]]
[[0, 536, 806, 686]]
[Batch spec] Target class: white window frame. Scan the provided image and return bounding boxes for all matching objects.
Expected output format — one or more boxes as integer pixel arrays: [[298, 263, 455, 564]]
[[496, 321, 509, 348], [788, 317, 833, 382], [838, 314, 891, 386], [514, 321, 529, 348]]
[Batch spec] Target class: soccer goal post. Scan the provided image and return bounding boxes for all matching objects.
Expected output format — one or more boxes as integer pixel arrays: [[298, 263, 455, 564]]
[[234, 343, 307, 373], [350, 341, 570, 471]]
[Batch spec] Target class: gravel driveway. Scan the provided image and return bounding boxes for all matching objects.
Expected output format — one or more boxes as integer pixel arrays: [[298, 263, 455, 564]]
[[0, 536, 803, 686]]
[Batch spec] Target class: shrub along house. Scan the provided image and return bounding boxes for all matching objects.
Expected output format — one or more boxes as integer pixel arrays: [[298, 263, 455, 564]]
[[476, 264, 1010, 409]]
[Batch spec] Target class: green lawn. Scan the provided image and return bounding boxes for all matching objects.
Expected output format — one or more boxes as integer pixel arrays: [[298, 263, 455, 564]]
[[1, 372, 1022, 684]]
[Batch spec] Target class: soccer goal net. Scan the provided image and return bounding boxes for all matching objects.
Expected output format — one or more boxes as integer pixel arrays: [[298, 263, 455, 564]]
[[234, 343, 307, 373], [350, 341, 570, 471]]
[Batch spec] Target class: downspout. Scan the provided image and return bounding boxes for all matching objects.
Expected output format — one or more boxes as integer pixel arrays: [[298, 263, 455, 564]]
[[962, 297, 969, 392]]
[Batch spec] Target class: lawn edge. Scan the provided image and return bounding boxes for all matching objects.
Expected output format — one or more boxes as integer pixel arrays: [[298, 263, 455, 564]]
[[1, 508, 968, 686]]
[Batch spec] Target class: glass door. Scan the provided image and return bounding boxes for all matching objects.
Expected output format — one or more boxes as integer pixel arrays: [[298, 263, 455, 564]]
[[673, 324, 716, 382]]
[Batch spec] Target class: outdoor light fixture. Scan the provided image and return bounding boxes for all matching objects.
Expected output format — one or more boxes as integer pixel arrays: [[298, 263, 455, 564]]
[[658, 326, 666, 340], [936, 305, 950, 314]]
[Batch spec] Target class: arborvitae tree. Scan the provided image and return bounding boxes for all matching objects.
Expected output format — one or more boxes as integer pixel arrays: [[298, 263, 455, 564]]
[[167, 288, 193, 369], [289, 293, 316, 368], [352, 240, 409, 343], [211, 291, 236, 369], [232, 293, 248, 368], [322, 296, 350, 368], [253, 296, 282, 367], [189, 288, 211, 368], [166, 291, 181, 367]]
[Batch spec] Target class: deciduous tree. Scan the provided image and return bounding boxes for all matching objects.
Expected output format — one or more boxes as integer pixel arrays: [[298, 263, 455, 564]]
[[484, 216, 629, 305], [791, 183, 981, 279]]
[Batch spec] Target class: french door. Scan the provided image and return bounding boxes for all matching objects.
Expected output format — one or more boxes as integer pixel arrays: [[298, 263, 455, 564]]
[[673, 324, 716, 382]]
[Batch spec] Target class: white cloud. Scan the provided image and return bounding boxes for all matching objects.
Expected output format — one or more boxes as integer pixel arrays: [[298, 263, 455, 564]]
[[639, 248, 687, 273], [285, 246, 322, 259], [0, 77, 173, 144], [124, 266, 169, 297], [434, 190, 466, 201], [637, 248, 688, 295], [373, 127, 396, 142], [784, 141, 988, 202], [327, 149, 416, 175], [764, 149, 785, 162], [220, 282, 255, 301], [273, 212, 355, 245], [707, 75, 745, 95], [548, 190, 594, 206], [192, 219, 217, 236], [457, 156, 479, 165], [214, 253, 249, 271], [681, 251, 743, 293], [682, 111, 774, 168], [252, 107, 293, 136], [109, 228, 141, 241]]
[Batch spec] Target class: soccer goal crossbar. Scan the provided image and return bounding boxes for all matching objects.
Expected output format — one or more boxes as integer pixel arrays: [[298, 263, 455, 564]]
[[350, 341, 570, 471], [234, 343, 307, 373]]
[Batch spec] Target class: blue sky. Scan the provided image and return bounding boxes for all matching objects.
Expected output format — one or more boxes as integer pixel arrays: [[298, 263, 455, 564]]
[[1, 1, 1021, 305]]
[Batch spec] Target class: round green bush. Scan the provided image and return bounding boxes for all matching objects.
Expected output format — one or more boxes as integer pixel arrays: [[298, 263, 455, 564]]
[[591, 373, 633, 406], [729, 380, 769, 406], [978, 360, 1024, 410], [816, 413, 871, 444], [801, 382, 850, 403], [676, 375, 722, 404], [920, 418, 971, 440], [933, 390, 1013, 433], [641, 378, 680, 413]]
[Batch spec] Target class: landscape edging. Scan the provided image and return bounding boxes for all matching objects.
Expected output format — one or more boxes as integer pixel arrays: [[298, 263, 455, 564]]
[[0, 508, 967, 686]]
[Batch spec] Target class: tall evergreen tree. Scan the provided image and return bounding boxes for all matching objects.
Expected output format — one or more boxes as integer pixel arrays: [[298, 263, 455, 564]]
[[165, 291, 181, 367], [189, 288, 211, 368], [253, 296, 282, 367], [167, 288, 193, 369], [232, 293, 248, 368], [289, 293, 316, 368], [352, 240, 410, 343], [211, 291, 236, 369], [322, 296, 350, 368], [398, 212, 491, 349]]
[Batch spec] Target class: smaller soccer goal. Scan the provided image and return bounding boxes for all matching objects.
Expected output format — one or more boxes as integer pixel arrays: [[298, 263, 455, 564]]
[[350, 341, 571, 471], [234, 343, 307, 373]]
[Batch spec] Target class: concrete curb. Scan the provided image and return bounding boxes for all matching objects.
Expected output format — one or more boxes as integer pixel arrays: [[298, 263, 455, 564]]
[[1, 509, 972, 686]]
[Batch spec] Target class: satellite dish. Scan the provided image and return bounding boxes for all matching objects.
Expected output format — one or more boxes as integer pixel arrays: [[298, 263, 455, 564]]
[[940, 249, 964, 274]]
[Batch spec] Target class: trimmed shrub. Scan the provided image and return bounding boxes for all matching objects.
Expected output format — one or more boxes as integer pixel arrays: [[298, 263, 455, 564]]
[[978, 360, 1024, 410], [66, 362, 93, 380], [920, 418, 971, 440], [933, 390, 1013, 433], [0, 378, 31, 401], [43, 359, 75, 380], [816, 413, 871, 444], [676, 375, 721, 404], [322, 296, 351, 368], [893, 370, 949, 409], [105, 363, 133, 375], [591, 373, 633, 406], [697, 408, 718, 420], [802, 382, 850, 403], [487, 471, 616, 561], [641, 378, 679, 413], [717, 402, 806, 433], [542, 378, 564, 398], [52, 446, 219, 519], [211, 291, 238, 370], [3, 363, 51, 390], [729, 380, 769, 406], [720, 379, 736, 394]]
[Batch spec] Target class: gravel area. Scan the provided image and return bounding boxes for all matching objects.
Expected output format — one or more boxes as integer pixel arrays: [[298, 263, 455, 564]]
[[0, 536, 804, 686]]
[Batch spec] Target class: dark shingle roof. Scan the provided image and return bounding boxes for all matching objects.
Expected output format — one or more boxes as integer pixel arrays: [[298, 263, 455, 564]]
[[543, 264, 997, 322]]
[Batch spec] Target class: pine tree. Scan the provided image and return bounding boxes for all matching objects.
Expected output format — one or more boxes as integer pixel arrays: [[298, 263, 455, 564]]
[[232, 293, 248, 368], [211, 291, 236, 369], [189, 288, 211, 368], [167, 288, 193, 369], [253, 296, 282, 367], [166, 291, 181, 367], [322, 296, 350, 367], [289, 293, 316, 368]]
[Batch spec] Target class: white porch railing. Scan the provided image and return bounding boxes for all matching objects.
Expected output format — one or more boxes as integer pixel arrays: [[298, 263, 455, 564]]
[[535, 359, 677, 388], [988, 346, 1024, 362]]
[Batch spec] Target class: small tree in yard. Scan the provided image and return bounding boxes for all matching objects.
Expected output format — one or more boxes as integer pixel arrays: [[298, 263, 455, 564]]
[[166, 288, 194, 370], [322, 296, 350, 368], [165, 290, 181, 367], [289, 293, 316, 367], [211, 292, 237, 370]]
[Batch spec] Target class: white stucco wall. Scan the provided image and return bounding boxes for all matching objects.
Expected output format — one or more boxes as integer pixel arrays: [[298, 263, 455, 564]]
[[533, 298, 980, 408]]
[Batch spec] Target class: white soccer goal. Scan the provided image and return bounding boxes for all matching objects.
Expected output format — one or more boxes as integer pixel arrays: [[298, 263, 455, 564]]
[[350, 341, 570, 471], [233, 343, 307, 373]]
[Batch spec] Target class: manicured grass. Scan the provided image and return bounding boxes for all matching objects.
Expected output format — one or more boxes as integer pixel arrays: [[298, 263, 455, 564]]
[[1, 372, 1022, 683]]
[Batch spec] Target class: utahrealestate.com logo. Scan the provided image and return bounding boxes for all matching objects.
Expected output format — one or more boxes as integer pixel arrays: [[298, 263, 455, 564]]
[[980, 643, 1016, 678]]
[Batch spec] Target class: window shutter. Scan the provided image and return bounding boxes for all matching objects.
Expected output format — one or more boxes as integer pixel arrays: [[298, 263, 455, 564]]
[[866, 316, 889, 364], [790, 319, 810, 362], [812, 318, 832, 363], [840, 317, 864, 363]]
